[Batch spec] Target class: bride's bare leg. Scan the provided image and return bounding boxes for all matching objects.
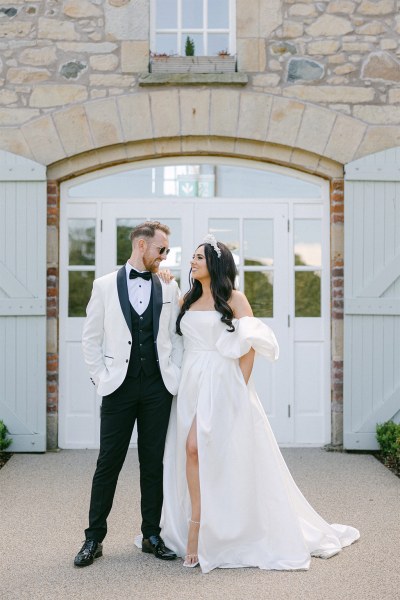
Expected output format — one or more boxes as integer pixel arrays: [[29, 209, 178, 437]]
[[185, 417, 200, 566]]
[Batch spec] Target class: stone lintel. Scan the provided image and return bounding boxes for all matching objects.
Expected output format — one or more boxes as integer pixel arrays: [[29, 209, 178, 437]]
[[138, 73, 249, 86]]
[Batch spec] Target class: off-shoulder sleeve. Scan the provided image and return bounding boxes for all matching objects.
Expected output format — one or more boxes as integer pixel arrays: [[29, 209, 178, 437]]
[[215, 316, 279, 361]]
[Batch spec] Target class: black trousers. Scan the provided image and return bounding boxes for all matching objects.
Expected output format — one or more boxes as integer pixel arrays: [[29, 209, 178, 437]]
[[85, 369, 173, 543]]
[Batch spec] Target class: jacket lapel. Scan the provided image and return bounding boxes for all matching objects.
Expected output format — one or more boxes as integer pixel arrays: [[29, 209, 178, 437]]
[[117, 265, 132, 332], [152, 273, 162, 340]]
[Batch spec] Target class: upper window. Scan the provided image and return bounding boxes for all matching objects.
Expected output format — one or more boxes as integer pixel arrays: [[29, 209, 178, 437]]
[[151, 0, 235, 56]]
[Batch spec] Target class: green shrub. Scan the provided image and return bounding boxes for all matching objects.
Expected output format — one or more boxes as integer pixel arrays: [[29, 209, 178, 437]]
[[376, 421, 400, 472], [185, 36, 195, 56], [0, 420, 12, 451]]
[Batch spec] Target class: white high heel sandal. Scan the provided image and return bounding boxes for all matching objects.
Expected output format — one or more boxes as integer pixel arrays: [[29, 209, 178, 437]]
[[183, 519, 200, 568]]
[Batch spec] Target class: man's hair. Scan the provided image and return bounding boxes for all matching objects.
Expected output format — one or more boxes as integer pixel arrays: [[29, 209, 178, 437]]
[[130, 221, 170, 243]]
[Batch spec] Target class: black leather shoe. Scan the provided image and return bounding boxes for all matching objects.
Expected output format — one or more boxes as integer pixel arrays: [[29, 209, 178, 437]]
[[74, 539, 103, 567], [142, 535, 177, 560]]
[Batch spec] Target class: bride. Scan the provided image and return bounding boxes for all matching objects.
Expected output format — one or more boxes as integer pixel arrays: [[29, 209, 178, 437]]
[[161, 234, 359, 573]]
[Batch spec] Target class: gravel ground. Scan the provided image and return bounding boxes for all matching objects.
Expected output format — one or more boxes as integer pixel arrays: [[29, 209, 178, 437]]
[[1, 448, 399, 600]]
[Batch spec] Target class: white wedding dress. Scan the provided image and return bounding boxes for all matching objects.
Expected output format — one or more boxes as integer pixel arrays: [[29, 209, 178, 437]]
[[161, 311, 360, 573]]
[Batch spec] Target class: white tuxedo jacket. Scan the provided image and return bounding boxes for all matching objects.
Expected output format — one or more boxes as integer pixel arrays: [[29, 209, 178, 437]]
[[82, 266, 183, 397]]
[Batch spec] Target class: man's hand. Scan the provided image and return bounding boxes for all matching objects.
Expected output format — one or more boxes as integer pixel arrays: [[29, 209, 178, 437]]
[[157, 269, 175, 284]]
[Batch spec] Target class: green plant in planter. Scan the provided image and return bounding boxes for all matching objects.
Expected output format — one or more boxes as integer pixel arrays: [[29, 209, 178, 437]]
[[0, 420, 12, 451], [185, 36, 195, 56], [376, 420, 400, 470]]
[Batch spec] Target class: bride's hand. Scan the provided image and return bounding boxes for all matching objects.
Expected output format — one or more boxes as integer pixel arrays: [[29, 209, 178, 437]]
[[157, 269, 175, 284]]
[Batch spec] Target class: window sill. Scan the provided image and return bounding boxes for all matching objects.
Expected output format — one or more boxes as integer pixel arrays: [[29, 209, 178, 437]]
[[139, 72, 248, 86]]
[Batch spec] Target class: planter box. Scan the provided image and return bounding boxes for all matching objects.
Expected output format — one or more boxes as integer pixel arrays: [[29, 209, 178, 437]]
[[150, 55, 236, 74]]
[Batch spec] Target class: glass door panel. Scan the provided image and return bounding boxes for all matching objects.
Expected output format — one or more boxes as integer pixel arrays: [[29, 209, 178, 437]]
[[195, 202, 292, 443]]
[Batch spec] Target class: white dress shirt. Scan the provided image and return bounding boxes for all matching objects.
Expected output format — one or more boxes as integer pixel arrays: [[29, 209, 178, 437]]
[[125, 262, 152, 315]]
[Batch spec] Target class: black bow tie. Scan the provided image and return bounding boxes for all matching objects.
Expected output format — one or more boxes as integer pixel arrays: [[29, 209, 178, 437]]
[[129, 269, 152, 281]]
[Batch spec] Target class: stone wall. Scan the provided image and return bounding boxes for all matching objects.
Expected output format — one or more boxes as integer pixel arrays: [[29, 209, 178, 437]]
[[0, 0, 400, 154]]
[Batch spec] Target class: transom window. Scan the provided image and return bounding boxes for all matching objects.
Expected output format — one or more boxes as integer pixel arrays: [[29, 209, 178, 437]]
[[152, 0, 235, 56]]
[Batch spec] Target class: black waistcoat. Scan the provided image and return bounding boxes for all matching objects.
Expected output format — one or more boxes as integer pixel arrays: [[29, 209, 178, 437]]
[[127, 287, 158, 377]]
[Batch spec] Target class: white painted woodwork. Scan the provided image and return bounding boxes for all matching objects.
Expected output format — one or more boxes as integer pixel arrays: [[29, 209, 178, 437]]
[[59, 160, 330, 448], [0, 150, 47, 452], [344, 148, 400, 450]]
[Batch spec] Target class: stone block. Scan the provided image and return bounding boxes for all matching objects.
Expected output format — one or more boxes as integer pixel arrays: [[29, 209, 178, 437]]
[[0, 108, 39, 126], [267, 97, 305, 146], [307, 40, 340, 55], [283, 85, 375, 103], [361, 51, 400, 82], [237, 38, 266, 72], [117, 93, 153, 140], [353, 105, 400, 124], [30, 85, 88, 108], [324, 114, 366, 163], [104, 0, 148, 41], [327, 0, 356, 13], [210, 89, 240, 137], [380, 39, 397, 50], [0, 22, 32, 38], [89, 54, 119, 71], [21, 116, 66, 164], [7, 67, 51, 84], [46, 317, 58, 354], [358, 0, 395, 15], [287, 58, 324, 82], [252, 73, 281, 87], [53, 105, 94, 155], [46, 414, 58, 451], [334, 63, 357, 75], [63, 0, 103, 18], [0, 89, 18, 104], [150, 90, 180, 138], [85, 98, 123, 146], [259, 0, 283, 38], [237, 0, 259, 37], [355, 125, 400, 158], [356, 20, 387, 35], [296, 105, 336, 155], [388, 89, 400, 103], [19, 46, 58, 66], [342, 42, 371, 52], [0, 127, 34, 159], [290, 148, 320, 172], [121, 41, 149, 73], [38, 18, 79, 41], [289, 3, 317, 16], [306, 15, 353, 36], [237, 92, 272, 141], [179, 89, 210, 137], [56, 42, 118, 53], [89, 74, 134, 87], [281, 20, 304, 38]]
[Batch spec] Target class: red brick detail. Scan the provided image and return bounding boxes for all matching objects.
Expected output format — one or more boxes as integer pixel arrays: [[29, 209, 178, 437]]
[[47, 181, 60, 417], [331, 178, 344, 224]]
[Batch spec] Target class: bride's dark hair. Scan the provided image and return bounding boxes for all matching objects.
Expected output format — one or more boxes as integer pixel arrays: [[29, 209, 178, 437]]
[[176, 240, 237, 335]]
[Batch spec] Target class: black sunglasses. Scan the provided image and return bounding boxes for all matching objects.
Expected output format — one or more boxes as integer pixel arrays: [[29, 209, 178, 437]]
[[152, 244, 170, 256]]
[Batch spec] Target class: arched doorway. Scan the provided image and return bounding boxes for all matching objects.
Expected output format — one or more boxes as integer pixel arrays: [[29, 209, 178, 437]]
[[58, 158, 330, 448]]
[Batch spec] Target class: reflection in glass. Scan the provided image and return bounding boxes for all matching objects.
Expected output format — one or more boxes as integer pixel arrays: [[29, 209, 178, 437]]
[[208, 0, 229, 28], [117, 219, 145, 265], [182, 0, 203, 28], [208, 219, 239, 259], [295, 271, 321, 317], [69, 271, 95, 317], [208, 34, 229, 56], [156, 0, 177, 28], [294, 219, 322, 267], [155, 33, 177, 55], [244, 219, 273, 266], [181, 33, 203, 55], [69, 164, 321, 200], [68, 219, 95, 265], [153, 218, 181, 269], [245, 271, 273, 318]]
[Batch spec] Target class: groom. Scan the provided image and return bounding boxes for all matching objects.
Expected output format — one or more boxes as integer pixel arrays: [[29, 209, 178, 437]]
[[74, 221, 182, 567]]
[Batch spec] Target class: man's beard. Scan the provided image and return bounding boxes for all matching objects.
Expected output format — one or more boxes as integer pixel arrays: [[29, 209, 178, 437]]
[[143, 255, 160, 273]]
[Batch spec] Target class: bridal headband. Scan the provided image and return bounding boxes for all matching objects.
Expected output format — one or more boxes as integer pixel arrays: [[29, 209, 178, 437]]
[[203, 233, 221, 258]]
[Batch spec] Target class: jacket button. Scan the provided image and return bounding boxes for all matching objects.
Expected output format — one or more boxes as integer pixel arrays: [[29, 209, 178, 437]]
[[126, 359, 129, 363], [128, 341, 131, 345]]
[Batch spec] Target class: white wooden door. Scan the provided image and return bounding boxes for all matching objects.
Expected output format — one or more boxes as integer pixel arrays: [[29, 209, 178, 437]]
[[344, 149, 400, 450], [195, 202, 292, 441], [0, 151, 47, 452]]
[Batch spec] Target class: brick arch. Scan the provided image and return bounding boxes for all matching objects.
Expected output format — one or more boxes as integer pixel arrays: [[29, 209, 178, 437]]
[[2, 88, 400, 178]]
